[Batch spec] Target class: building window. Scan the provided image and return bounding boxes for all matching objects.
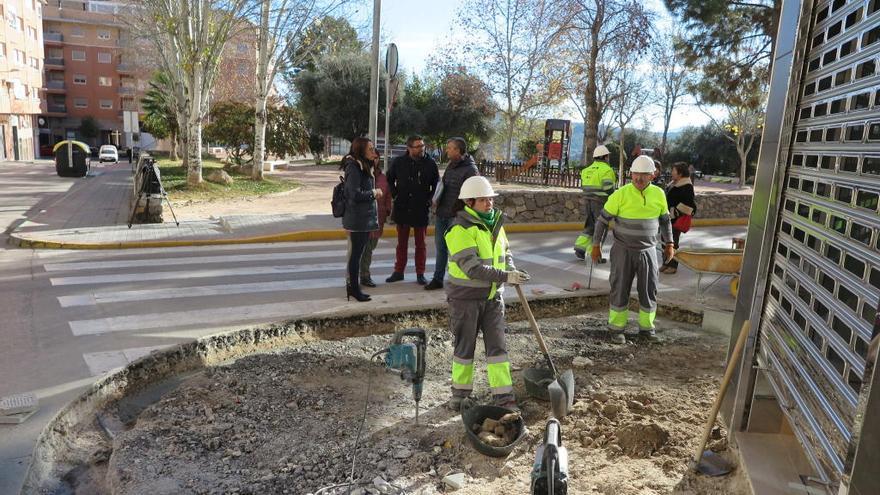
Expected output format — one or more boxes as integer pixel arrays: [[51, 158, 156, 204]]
[[99, 99, 113, 109], [97, 29, 111, 40], [71, 50, 86, 61], [74, 98, 88, 108], [73, 74, 86, 85], [97, 52, 111, 63], [29, 57, 39, 69], [14, 49, 25, 66], [71, 26, 84, 37], [98, 76, 112, 86], [0, 43, 5, 58], [28, 26, 37, 40]]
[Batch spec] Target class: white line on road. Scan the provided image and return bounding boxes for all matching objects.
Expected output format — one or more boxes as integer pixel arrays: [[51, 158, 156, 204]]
[[58, 276, 382, 307], [51, 259, 408, 286], [43, 248, 396, 272]]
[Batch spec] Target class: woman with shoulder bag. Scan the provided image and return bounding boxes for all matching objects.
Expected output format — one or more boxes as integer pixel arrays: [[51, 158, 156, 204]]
[[662, 162, 697, 274], [340, 137, 383, 301]]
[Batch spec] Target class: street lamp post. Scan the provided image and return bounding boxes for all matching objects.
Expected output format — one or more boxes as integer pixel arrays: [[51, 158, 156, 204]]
[[367, 0, 381, 143]]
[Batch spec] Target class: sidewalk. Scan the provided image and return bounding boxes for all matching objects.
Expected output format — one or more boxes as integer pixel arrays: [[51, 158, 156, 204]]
[[6, 160, 746, 249]]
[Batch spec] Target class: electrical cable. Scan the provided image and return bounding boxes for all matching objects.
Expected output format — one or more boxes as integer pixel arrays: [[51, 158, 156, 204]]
[[314, 349, 411, 495]]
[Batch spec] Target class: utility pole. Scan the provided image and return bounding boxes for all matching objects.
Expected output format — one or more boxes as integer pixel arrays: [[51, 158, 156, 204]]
[[384, 43, 398, 169], [367, 0, 381, 143]]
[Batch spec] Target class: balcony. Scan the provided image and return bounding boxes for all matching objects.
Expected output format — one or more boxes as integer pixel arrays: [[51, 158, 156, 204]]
[[118, 86, 135, 95], [45, 58, 64, 68], [44, 33, 64, 43], [47, 104, 67, 114], [46, 81, 66, 92], [117, 63, 133, 73]]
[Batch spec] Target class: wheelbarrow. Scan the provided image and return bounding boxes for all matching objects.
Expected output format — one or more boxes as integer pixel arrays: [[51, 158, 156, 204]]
[[673, 248, 744, 299]]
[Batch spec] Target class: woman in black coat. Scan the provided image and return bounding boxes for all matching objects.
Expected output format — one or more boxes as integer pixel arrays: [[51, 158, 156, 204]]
[[662, 162, 697, 274], [341, 137, 382, 301]]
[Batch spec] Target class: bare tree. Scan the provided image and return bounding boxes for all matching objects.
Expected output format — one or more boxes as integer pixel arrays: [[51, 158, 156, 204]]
[[134, 0, 253, 186], [566, 0, 651, 165], [650, 30, 692, 158], [609, 65, 649, 184], [251, 0, 351, 180], [455, 0, 572, 160]]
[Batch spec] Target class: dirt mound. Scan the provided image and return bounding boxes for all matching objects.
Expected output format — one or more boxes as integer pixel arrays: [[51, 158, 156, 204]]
[[612, 422, 670, 458]]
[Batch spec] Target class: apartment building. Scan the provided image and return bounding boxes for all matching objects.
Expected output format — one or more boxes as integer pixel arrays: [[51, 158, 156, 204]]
[[0, 0, 45, 161], [40, 0, 145, 154]]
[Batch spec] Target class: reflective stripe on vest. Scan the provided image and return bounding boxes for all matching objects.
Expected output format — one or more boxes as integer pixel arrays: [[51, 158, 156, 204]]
[[445, 207, 508, 300]]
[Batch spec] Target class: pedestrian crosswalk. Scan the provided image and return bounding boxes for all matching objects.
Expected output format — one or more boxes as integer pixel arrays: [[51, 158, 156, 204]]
[[35, 239, 588, 377]]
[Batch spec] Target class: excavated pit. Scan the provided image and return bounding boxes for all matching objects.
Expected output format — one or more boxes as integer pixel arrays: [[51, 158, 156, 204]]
[[48, 310, 750, 495]]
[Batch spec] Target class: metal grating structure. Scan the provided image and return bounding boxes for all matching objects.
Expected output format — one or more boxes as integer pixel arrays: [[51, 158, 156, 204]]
[[736, 0, 880, 490]]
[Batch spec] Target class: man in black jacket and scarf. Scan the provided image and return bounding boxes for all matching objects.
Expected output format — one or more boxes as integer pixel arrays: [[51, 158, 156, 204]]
[[386, 135, 440, 285], [425, 137, 479, 290]]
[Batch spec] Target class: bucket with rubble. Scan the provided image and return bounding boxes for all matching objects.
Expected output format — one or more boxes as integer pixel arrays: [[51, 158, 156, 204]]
[[460, 402, 526, 457]]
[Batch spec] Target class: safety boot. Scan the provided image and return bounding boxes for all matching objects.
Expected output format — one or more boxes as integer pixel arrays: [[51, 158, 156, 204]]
[[638, 329, 659, 342], [608, 328, 626, 344]]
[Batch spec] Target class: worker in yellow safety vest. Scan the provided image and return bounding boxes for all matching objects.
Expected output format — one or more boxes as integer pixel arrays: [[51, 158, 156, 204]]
[[445, 176, 531, 411], [574, 145, 616, 261], [592, 155, 674, 344]]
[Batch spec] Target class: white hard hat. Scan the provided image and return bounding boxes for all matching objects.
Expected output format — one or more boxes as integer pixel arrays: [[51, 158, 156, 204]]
[[631, 155, 655, 173], [592, 145, 610, 158], [459, 176, 497, 199]]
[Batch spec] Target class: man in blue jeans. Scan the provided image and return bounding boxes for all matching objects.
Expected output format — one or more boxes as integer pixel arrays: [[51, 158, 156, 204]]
[[425, 137, 479, 290]]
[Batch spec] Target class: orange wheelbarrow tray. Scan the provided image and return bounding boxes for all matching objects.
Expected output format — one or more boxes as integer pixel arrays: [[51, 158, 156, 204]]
[[673, 248, 744, 298]]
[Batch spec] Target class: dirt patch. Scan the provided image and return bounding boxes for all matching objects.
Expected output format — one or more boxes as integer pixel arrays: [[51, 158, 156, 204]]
[[79, 313, 748, 494], [169, 165, 339, 220]]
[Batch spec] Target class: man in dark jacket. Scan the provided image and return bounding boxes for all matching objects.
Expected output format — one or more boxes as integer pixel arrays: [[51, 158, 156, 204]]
[[385, 135, 440, 285], [425, 137, 479, 290]]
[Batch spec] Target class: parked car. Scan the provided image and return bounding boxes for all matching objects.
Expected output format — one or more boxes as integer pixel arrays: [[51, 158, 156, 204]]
[[99, 145, 118, 163], [692, 169, 704, 179]]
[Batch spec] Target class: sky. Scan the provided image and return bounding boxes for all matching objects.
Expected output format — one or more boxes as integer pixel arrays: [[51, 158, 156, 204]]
[[350, 0, 723, 133]]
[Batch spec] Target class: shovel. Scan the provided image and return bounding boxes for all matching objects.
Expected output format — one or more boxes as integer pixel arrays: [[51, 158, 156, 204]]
[[515, 284, 575, 418], [689, 320, 750, 476]]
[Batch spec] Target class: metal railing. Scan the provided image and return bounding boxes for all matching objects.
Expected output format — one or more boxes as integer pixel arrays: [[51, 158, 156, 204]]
[[45, 57, 64, 67], [44, 33, 63, 42], [47, 104, 67, 113], [478, 160, 581, 188], [46, 80, 65, 90], [118, 86, 135, 95], [117, 63, 132, 72]]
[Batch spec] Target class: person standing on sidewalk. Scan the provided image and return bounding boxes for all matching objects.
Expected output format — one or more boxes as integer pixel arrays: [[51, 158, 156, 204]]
[[661, 162, 696, 275], [445, 176, 530, 410], [341, 137, 382, 302], [573, 145, 616, 261], [359, 157, 393, 287], [425, 137, 479, 291], [385, 135, 439, 285], [592, 155, 674, 343]]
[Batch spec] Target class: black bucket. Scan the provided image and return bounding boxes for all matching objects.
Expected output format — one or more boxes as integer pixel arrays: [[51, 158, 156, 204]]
[[460, 403, 526, 457], [522, 368, 555, 401]]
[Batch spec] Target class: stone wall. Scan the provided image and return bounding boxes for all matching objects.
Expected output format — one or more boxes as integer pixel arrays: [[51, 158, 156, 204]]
[[492, 189, 752, 223]]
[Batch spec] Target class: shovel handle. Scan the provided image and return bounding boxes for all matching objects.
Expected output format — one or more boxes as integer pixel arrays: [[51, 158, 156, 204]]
[[515, 284, 558, 376], [691, 320, 750, 470]]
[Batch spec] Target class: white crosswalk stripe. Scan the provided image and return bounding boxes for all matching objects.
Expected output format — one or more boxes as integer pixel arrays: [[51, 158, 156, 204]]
[[57, 263, 430, 307], [42, 248, 396, 272]]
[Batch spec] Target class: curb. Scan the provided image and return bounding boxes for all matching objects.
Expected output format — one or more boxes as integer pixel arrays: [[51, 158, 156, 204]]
[[8, 218, 748, 250]]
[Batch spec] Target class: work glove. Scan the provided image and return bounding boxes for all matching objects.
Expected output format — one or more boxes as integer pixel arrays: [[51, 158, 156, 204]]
[[663, 244, 675, 263], [506, 270, 531, 285], [590, 245, 602, 263]]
